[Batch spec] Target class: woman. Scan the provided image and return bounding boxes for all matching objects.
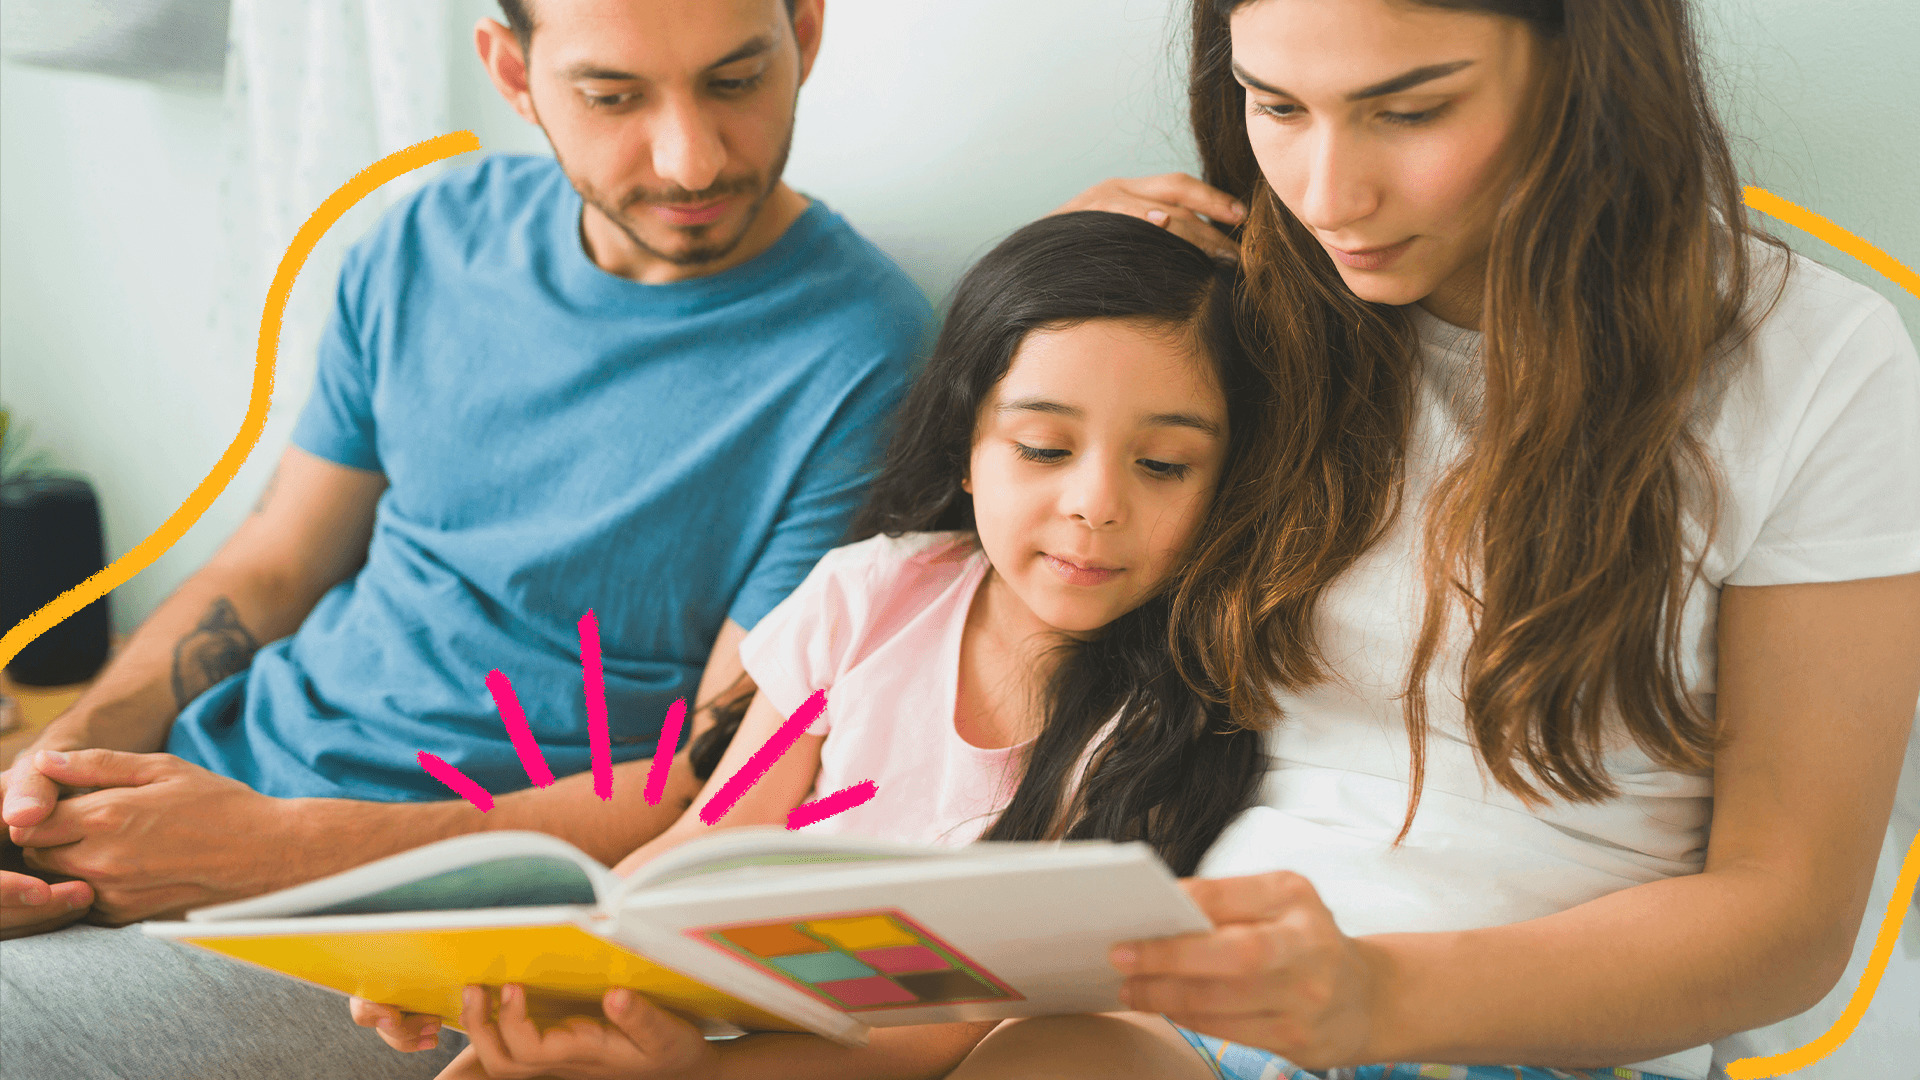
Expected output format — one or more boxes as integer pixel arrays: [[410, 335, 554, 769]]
[[951, 0, 1920, 1077]]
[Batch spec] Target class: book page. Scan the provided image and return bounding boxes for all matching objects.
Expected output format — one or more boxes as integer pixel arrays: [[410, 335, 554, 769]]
[[620, 826, 1042, 895], [622, 841, 1207, 1029], [186, 831, 619, 922]]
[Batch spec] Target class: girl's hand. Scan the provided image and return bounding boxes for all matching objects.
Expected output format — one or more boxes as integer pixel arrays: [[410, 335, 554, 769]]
[[458, 982, 720, 1080], [1110, 872, 1386, 1070], [348, 996, 444, 1052], [1052, 174, 1246, 264]]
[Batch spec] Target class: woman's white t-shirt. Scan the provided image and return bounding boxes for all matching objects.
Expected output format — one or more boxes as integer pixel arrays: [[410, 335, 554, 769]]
[[1197, 252, 1920, 1079]]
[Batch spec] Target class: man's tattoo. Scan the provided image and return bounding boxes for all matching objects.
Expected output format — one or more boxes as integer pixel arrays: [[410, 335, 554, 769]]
[[170, 598, 260, 709]]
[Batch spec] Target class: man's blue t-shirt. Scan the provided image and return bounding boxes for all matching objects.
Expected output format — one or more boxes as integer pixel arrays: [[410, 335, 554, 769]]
[[167, 155, 933, 802]]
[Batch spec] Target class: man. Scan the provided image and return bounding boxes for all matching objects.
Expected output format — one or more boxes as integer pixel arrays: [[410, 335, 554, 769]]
[[0, 0, 932, 1075]]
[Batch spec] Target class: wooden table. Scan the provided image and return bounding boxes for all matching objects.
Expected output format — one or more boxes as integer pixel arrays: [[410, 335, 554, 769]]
[[0, 671, 88, 765]]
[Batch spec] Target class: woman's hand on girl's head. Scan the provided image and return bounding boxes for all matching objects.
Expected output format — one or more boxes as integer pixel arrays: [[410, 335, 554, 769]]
[[456, 982, 719, 1080], [1109, 872, 1384, 1071], [1053, 175, 1247, 264]]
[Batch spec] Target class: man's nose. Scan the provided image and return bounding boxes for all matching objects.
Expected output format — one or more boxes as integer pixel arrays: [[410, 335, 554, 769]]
[[650, 96, 727, 194]]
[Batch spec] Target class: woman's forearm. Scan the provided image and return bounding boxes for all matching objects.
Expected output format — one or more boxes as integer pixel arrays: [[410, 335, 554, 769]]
[[1363, 864, 1854, 1067]]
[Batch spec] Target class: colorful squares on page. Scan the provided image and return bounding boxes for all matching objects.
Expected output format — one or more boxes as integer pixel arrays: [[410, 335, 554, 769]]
[[814, 974, 920, 1007], [855, 944, 948, 974], [892, 968, 995, 1002], [805, 914, 921, 951], [766, 951, 876, 983], [718, 924, 828, 957], [692, 908, 1023, 1013]]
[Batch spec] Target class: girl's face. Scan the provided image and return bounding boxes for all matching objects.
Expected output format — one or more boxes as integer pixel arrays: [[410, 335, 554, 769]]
[[964, 318, 1230, 636], [1230, 0, 1541, 327]]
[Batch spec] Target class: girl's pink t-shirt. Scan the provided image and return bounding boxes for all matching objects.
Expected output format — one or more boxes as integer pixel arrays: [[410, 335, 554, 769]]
[[737, 531, 1024, 846]]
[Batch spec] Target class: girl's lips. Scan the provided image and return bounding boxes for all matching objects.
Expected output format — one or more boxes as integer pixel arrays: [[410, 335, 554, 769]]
[[1043, 553, 1122, 586], [1326, 237, 1413, 271]]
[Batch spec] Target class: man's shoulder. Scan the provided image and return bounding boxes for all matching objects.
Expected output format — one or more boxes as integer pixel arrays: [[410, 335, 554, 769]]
[[777, 203, 936, 353], [345, 154, 564, 267]]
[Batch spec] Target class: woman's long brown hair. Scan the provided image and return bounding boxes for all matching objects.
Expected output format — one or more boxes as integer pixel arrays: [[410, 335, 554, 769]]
[[1183, 0, 1786, 836]]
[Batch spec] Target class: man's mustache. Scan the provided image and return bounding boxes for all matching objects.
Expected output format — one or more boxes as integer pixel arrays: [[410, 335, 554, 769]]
[[618, 176, 762, 211]]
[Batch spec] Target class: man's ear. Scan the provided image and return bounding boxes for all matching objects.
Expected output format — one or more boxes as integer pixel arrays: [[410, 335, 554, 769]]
[[792, 0, 826, 87], [475, 18, 538, 126]]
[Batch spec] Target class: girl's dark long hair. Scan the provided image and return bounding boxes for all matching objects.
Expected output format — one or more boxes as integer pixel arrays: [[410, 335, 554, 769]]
[[1188, 0, 1786, 839], [845, 211, 1279, 875]]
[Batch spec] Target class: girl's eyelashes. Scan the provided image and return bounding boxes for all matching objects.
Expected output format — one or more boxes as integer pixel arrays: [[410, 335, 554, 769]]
[[1012, 443, 1068, 463], [1010, 442, 1193, 480]]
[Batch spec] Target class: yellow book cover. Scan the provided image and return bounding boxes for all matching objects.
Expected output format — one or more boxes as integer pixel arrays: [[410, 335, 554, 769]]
[[142, 828, 1208, 1043]]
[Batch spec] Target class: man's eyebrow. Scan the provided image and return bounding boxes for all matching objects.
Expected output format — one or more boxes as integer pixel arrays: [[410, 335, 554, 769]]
[[1231, 59, 1474, 102], [996, 398, 1224, 438], [559, 35, 776, 82], [708, 34, 776, 70]]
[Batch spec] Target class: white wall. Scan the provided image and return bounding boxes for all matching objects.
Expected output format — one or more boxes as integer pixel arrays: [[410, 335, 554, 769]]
[[3, 0, 1916, 635]]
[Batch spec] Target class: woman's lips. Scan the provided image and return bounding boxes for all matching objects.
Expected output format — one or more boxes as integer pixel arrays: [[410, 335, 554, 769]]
[[1043, 553, 1122, 586], [1326, 238, 1413, 271], [652, 198, 733, 226]]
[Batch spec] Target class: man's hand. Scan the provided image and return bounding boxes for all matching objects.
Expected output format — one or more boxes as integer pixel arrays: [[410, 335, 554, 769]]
[[1053, 173, 1246, 263], [6, 748, 304, 924], [1, 748, 96, 938]]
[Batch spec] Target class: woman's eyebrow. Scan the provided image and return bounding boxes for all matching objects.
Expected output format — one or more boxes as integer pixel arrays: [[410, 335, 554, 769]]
[[1230, 58, 1474, 101]]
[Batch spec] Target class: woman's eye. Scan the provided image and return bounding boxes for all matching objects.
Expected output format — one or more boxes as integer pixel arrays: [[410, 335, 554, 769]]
[[1381, 104, 1447, 127], [1250, 101, 1299, 121], [1012, 443, 1068, 463], [1140, 459, 1192, 480]]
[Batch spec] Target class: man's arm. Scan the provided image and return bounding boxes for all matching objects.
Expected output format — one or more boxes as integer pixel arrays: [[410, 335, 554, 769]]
[[257, 618, 752, 882], [4, 445, 385, 776], [0, 445, 384, 935]]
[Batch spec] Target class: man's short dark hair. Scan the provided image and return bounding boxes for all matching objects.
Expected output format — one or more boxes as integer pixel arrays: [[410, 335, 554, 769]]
[[497, 0, 799, 53]]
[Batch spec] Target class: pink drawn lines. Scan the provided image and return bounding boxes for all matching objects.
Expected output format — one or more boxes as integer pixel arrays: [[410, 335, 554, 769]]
[[489, 669, 555, 788], [416, 751, 494, 812], [699, 690, 826, 824], [417, 610, 878, 831], [787, 779, 877, 830], [646, 698, 687, 806], [580, 611, 613, 800]]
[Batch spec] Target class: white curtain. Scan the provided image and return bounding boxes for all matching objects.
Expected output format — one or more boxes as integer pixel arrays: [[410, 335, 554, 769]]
[[216, 0, 454, 412]]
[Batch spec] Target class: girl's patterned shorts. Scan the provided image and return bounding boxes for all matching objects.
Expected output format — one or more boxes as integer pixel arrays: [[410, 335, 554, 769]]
[[1173, 1027, 1685, 1080]]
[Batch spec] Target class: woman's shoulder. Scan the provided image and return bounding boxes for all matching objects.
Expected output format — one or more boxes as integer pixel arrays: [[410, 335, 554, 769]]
[[1733, 246, 1911, 385]]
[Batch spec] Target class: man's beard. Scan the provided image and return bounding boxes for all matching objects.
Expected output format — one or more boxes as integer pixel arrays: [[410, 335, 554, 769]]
[[565, 125, 795, 270]]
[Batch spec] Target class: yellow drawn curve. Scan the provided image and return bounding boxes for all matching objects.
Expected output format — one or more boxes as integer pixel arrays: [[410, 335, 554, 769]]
[[0, 131, 481, 669], [1722, 186, 1920, 1079], [0, 168, 1915, 1075]]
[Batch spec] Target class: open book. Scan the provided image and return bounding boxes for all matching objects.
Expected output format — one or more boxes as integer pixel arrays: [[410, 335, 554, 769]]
[[142, 828, 1208, 1046]]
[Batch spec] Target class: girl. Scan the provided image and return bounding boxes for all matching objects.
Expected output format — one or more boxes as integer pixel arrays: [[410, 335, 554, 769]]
[[958, 1, 1920, 1079], [356, 210, 1296, 1079]]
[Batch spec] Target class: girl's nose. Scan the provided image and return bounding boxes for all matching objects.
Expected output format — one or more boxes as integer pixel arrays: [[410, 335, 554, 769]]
[[1061, 460, 1126, 528]]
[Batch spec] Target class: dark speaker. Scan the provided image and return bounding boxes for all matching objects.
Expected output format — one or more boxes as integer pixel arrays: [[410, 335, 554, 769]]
[[1, 476, 111, 686]]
